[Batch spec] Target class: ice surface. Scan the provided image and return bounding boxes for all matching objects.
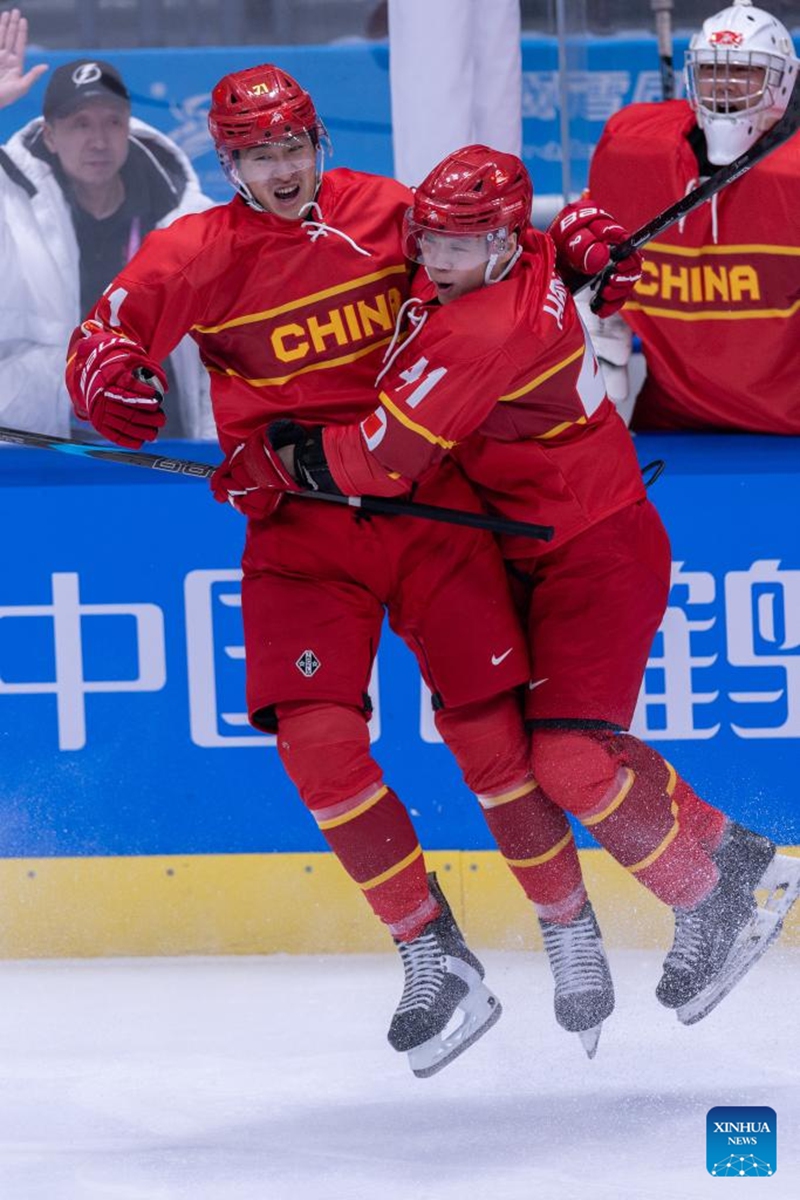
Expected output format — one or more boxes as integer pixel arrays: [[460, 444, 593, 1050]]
[[1, 948, 797, 1199]]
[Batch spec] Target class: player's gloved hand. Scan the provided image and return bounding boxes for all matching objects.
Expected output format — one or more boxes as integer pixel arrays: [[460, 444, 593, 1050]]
[[70, 331, 167, 448], [548, 201, 643, 317], [268, 420, 342, 495], [210, 425, 301, 519]]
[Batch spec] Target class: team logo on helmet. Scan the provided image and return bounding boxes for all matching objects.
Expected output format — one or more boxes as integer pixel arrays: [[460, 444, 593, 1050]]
[[72, 62, 103, 87], [709, 30, 744, 46]]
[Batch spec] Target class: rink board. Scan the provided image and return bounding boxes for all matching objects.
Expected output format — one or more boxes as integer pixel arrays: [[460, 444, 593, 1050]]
[[1, 434, 799, 955], [1, 847, 799, 959]]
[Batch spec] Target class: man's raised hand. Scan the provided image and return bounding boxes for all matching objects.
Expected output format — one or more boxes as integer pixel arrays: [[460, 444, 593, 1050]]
[[0, 9, 48, 111]]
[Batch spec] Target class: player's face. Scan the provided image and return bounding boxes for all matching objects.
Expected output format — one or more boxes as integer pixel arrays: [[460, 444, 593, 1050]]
[[43, 100, 130, 187], [421, 233, 516, 305], [237, 134, 317, 219], [696, 60, 768, 113]]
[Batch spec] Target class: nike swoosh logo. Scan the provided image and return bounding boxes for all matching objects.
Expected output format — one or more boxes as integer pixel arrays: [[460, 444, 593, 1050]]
[[529, 678, 549, 690], [491, 649, 513, 666]]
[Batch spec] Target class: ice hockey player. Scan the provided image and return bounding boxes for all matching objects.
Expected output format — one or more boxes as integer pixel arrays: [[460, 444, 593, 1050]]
[[64, 68, 640, 1072], [257, 143, 800, 1028], [575, 0, 800, 432]]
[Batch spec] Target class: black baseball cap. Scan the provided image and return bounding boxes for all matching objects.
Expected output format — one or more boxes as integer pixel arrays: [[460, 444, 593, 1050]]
[[43, 59, 131, 121]]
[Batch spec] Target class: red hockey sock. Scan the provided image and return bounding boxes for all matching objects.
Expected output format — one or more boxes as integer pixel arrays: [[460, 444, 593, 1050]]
[[531, 728, 727, 909], [435, 694, 586, 922], [276, 700, 432, 932]]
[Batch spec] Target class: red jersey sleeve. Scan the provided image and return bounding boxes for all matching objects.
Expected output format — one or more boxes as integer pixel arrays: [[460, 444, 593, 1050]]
[[324, 296, 527, 495], [66, 209, 215, 392]]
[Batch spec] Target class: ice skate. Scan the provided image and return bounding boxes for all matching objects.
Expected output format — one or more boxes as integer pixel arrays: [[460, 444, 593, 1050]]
[[388, 872, 502, 1079], [654, 822, 797, 1024], [539, 899, 615, 1059], [676, 846, 800, 1026]]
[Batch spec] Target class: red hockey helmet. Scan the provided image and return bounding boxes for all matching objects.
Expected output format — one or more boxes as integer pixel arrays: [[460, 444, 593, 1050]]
[[208, 64, 331, 207], [411, 145, 532, 234], [404, 145, 533, 268], [208, 64, 323, 149]]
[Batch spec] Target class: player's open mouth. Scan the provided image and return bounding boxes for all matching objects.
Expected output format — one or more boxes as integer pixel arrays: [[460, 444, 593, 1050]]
[[273, 184, 301, 202]]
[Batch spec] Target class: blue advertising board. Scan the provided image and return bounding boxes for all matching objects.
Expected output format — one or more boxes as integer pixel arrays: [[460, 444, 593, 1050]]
[[1, 434, 799, 861], [0, 35, 698, 205]]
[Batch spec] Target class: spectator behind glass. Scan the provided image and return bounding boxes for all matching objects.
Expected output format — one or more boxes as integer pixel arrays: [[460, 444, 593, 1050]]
[[0, 7, 215, 439]]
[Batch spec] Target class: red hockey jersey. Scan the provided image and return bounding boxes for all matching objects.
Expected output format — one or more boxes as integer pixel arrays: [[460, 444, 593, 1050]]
[[588, 100, 800, 433], [324, 228, 646, 562], [66, 169, 414, 452]]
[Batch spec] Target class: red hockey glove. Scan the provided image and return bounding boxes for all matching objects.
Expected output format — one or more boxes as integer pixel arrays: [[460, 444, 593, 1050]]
[[210, 426, 301, 519], [548, 201, 643, 317], [70, 331, 167, 448]]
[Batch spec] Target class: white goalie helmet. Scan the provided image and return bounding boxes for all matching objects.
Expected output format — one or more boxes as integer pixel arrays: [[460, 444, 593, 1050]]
[[685, 0, 799, 164]]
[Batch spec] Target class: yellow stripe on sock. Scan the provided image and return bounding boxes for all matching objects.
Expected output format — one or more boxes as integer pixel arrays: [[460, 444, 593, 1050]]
[[479, 780, 538, 809], [619, 760, 680, 874], [664, 760, 677, 796], [361, 845, 423, 891], [583, 768, 635, 827], [505, 829, 574, 869], [317, 786, 388, 831], [628, 819, 680, 875]]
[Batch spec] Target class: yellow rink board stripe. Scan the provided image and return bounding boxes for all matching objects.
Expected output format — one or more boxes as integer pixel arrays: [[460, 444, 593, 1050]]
[[0, 847, 797, 959]]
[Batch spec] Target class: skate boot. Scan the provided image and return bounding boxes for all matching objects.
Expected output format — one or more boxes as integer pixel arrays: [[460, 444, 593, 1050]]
[[539, 899, 615, 1059], [656, 821, 796, 1024], [388, 872, 502, 1078]]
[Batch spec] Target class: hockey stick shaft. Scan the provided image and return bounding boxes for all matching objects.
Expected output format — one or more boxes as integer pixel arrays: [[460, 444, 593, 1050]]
[[586, 75, 800, 309], [651, 0, 674, 101], [0, 425, 554, 542]]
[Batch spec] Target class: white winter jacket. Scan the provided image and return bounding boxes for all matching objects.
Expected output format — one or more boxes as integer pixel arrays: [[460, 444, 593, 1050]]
[[0, 114, 217, 439]]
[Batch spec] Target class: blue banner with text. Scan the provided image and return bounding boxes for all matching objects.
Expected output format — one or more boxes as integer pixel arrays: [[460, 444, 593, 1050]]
[[1, 434, 798, 858]]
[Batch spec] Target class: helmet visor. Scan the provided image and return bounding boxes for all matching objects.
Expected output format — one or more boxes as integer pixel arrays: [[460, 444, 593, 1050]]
[[234, 133, 317, 185], [217, 126, 331, 208], [404, 214, 511, 270]]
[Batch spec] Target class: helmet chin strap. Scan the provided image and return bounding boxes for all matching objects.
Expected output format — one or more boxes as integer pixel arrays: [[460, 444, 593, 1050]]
[[298, 143, 328, 218], [239, 182, 267, 212], [484, 244, 522, 286]]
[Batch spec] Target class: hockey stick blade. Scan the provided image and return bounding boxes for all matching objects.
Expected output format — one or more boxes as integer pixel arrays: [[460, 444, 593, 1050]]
[[0, 425, 554, 541], [583, 74, 800, 309]]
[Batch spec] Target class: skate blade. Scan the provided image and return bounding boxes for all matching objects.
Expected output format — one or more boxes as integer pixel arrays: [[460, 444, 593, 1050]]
[[578, 1023, 603, 1060], [759, 853, 800, 920], [676, 907, 783, 1027], [408, 984, 502, 1079]]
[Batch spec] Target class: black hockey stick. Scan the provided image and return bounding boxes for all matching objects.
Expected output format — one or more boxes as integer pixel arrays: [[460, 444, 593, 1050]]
[[651, 0, 674, 102], [586, 74, 800, 310], [0, 425, 554, 542]]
